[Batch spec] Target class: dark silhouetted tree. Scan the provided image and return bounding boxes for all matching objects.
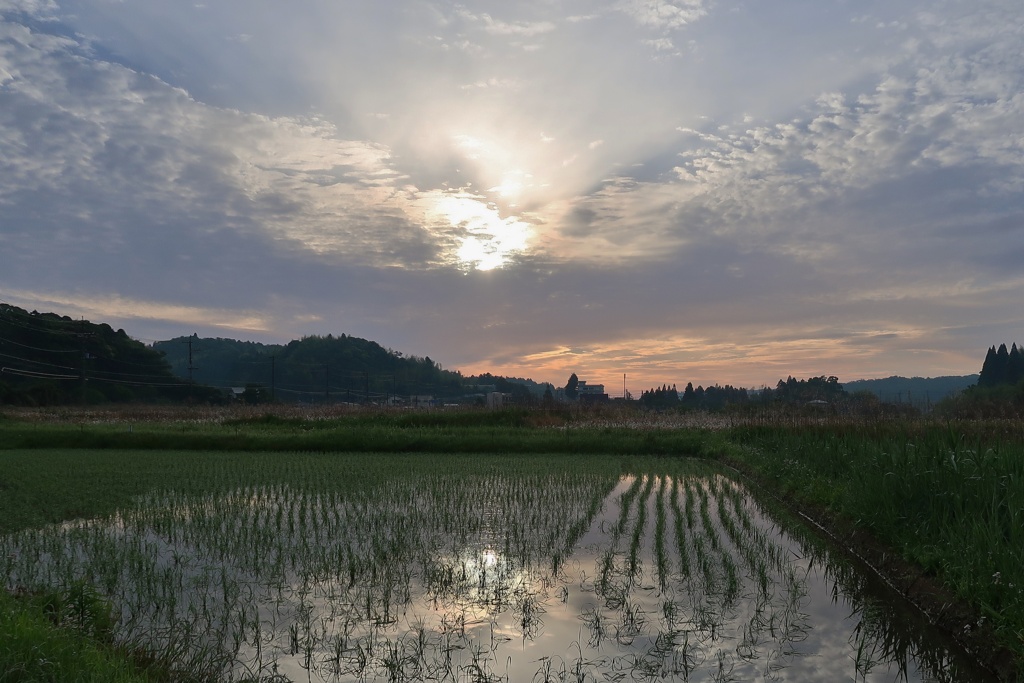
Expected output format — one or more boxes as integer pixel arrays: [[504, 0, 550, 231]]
[[979, 346, 1000, 387], [565, 373, 579, 399], [1008, 343, 1024, 385]]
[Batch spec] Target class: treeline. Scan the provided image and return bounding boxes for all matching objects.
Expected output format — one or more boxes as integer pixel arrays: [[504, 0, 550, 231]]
[[638, 383, 749, 410], [938, 343, 1024, 418], [0, 304, 217, 406], [1, 304, 548, 407], [639, 375, 898, 415], [979, 343, 1024, 387], [153, 336, 554, 405], [153, 334, 465, 403], [639, 376, 846, 411], [764, 375, 845, 403]]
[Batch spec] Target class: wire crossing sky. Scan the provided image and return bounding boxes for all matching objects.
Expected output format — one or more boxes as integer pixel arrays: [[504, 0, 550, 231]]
[[1, 0, 1022, 389]]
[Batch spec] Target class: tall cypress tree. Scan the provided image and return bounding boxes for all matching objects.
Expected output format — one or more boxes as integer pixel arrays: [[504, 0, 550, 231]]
[[995, 344, 1011, 385], [1008, 343, 1024, 385], [979, 346, 1000, 387]]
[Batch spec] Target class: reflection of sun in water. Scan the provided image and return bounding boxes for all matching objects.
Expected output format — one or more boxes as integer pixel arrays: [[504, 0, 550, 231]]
[[428, 193, 531, 271]]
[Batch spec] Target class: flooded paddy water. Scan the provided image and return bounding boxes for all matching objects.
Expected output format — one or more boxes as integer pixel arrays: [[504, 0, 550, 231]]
[[1, 458, 994, 682]]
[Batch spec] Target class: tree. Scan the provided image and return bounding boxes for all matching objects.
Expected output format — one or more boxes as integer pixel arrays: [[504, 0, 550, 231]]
[[241, 384, 271, 404], [565, 373, 579, 400], [1008, 343, 1024, 385], [979, 346, 999, 387], [995, 344, 1011, 385]]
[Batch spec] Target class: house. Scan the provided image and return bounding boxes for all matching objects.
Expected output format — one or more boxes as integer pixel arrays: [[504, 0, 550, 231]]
[[561, 379, 610, 403]]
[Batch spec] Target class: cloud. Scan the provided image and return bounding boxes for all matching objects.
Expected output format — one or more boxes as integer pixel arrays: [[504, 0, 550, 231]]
[[0, 9, 518, 275], [2, 0, 1024, 389], [643, 37, 678, 54], [466, 11, 557, 38], [618, 0, 708, 30]]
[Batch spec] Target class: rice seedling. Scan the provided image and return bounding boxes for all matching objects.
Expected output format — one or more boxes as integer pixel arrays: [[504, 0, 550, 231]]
[[0, 449, 999, 682], [669, 479, 691, 582]]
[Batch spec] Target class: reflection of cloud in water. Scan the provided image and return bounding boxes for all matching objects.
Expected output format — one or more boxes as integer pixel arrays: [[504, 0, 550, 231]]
[[1, 469, 993, 682]]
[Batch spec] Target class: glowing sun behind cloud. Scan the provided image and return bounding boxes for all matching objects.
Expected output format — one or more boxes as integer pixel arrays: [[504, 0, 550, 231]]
[[422, 191, 532, 271]]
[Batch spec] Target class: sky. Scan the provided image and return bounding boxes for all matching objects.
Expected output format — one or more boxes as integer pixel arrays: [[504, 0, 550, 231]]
[[2, 0, 1023, 393]]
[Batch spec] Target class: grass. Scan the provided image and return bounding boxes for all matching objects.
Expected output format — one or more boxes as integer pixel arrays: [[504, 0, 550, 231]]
[[726, 421, 1024, 675], [0, 410, 718, 456], [0, 584, 157, 683]]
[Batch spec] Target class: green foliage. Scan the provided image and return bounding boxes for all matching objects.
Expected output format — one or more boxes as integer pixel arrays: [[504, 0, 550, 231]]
[[0, 586, 154, 683], [726, 422, 1024, 664], [153, 334, 475, 403], [937, 380, 1024, 418], [0, 304, 215, 407]]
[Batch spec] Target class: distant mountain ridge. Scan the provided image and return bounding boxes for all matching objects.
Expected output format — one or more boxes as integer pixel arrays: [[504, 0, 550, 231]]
[[842, 375, 977, 407]]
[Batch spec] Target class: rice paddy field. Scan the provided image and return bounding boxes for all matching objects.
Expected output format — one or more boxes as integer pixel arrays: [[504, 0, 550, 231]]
[[1, 408, 1022, 682]]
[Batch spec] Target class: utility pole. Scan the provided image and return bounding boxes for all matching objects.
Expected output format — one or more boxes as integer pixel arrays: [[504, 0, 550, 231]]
[[365, 371, 370, 404], [75, 319, 96, 405], [324, 361, 330, 402], [270, 356, 276, 403], [182, 333, 198, 400]]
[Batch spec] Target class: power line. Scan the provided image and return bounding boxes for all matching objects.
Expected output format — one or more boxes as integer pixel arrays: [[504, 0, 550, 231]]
[[0, 335, 81, 354], [0, 351, 78, 372], [1, 367, 79, 380]]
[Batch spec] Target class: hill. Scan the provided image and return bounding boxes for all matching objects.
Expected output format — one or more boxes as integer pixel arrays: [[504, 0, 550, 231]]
[[152, 335, 549, 404], [153, 334, 467, 403], [0, 300, 549, 406], [0, 303, 212, 405], [842, 375, 977, 409]]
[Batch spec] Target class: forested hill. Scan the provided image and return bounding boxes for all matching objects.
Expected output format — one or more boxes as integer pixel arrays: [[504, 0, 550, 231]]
[[0, 303, 201, 405], [0, 301, 545, 406], [842, 375, 977, 406], [153, 334, 470, 402]]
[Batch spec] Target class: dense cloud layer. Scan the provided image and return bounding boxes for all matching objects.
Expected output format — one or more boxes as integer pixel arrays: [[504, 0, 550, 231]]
[[2, 0, 1022, 389]]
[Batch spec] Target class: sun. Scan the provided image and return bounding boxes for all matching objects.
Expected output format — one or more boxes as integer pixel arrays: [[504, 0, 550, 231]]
[[427, 192, 531, 271]]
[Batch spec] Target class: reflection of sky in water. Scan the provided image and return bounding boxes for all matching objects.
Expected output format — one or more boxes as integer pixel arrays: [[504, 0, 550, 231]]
[[1, 472, 994, 682]]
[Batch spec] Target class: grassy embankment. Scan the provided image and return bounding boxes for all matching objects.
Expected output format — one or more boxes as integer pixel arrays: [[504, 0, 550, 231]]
[[0, 408, 714, 457], [2, 408, 1024, 679], [726, 420, 1024, 680], [0, 584, 161, 683]]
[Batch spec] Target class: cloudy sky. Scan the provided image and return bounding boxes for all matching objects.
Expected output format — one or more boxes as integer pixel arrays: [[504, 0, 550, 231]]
[[2, 0, 1022, 391]]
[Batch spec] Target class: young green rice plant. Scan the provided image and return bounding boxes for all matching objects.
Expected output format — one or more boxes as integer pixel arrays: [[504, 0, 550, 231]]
[[654, 476, 669, 591], [667, 480, 693, 588], [627, 475, 655, 579]]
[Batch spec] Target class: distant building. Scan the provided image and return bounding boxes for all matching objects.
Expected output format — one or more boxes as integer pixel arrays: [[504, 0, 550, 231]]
[[562, 379, 610, 403]]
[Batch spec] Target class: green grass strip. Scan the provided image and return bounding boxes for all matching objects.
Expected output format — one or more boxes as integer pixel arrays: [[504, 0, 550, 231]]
[[0, 588, 153, 683]]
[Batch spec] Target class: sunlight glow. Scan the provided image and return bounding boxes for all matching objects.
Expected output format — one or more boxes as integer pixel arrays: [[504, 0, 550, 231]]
[[426, 192, 531, 271]]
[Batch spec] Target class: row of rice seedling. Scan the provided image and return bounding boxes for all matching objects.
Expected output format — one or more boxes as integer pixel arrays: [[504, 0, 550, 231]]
[[585, 462, 991, 682], [2, 451, 995, 682], [3, 452, 622, 681]]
